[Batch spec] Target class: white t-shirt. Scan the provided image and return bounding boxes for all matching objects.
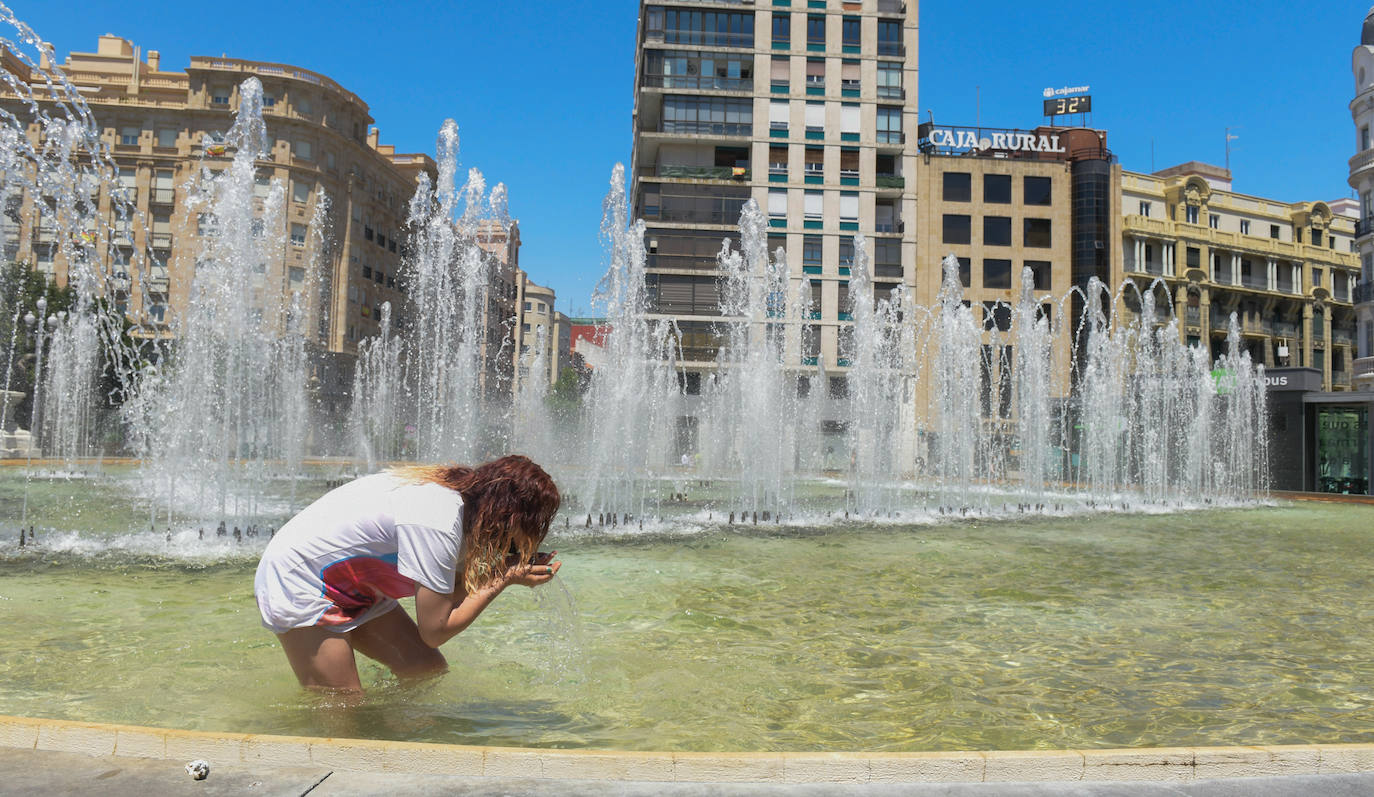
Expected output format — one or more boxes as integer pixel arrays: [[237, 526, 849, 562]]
[[254, 472, 464, 633]]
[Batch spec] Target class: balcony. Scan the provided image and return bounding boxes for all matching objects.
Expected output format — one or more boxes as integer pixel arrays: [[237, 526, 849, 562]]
[[1334, 328, 1356, 346], [1357, 218, 1373, 238], [646, 30, 754, 48], [877, 42, 905, 57], [1355, 356, 1374, 381], [1209, 312, 1231, 332], [878, 0, 905, 12], [1274, 321, 1299, 339], [656, 164, 750, 180], [642, 74, 753, 92], [151, 188, 175, 204], [659, 121, 752, 137], [1349, 148, 1374, 179], [1185, 307, 1201, 327], [876, 175, 904, 189], [1357, 281, 1374, 304]]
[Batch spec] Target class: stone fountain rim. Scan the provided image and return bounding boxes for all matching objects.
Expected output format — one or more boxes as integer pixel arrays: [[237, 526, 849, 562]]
[[2, 714, 1372, 783]]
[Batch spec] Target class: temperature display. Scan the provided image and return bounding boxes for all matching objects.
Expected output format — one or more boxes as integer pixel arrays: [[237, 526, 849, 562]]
[[1043, 95, 1092, 116]]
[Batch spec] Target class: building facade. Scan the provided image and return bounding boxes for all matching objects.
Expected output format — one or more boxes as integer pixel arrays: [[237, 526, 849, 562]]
[[1349, 9, 1374, 390], [1121, 162, 1359, 392], [631, 0, 919, 377]]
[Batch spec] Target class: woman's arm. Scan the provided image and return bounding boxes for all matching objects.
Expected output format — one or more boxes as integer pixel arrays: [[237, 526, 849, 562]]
[[413, 559, 562, 649]]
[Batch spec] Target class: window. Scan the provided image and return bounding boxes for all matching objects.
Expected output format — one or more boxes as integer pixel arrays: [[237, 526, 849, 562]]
[[211, 90, 229, 105], [807, 15, 825, 47], [663, 96, 753, 135], [877, 63, 902, 98], [1024, 218, 1052, 248], [769, 145, 789, 176], [803, 146, 823, 177], [771, 56, 789, 91], [1313, 268, 1323, 287], [838, 237, 855, 266], [294, 140, 312, 160], [943, 214, 971, 244], [839, 103, 860, 136], [290, 223, 306, 247], [1209, 214, 1220, 229], [1186, 246, 1200, 269], [1025, 260, 1052, 291], [984, 216, 1012, 246], [1186, 205, 1199, 224], [839, 148, 859, 179], [804, 190, 823, 220], [1240, 219, 1250, 235], [1270, 224, 1281, 240], [876, 106, 901, 144], [839, 192, 858, 222], [262, 95, 277, 108], [120, 127, 141, 146], [877, 20, 901, 55], [804, 59, 825, 90], [842, 16, 860, 47], [647, 49, 755, 91], [957, 257, 971, 287], [292, 179, 312, 204], [983, 302, 1012, 331], [297, 98, 312, 116], [768, 188, 787, 218], [944, 172, 971, 202], [156, 129, 177, 148], [770, 99, 789, 132], [1023, 176, 1052, 205], [841, 60, 861, 93], [772, 12, 790, 46], [659, 9, 755, 48], [802, 235, 822, 265], [984, 174, 1011, 204], [289, 266, 305, 283], [1364, 125, 1371, 151], [804, 101, 824, 133], [1312, 229, 1323, 248], [983, 259, 1012, 290], [1138, 201, 1151, 217]]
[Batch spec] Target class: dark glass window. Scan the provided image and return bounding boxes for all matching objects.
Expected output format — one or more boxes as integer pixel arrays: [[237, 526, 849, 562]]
[[983, 259, 1012, 289], [807, 15, 825, 46], [772, 13, 789, 44], [983, 302, 1012, 331], [957, 256, 971, 288], [1025, 260, 1052, 290], [984, 174, 1011, 204], [943, 172, 971, 202], [802, 235, 822, 265], [984, 216, 1012, 246], [1186, 246, 1200, 269], [1312, 229, 1324, 247], [1024, 176, 1052, 205], [842, 17, 860, 46], [943, 214, 971, 244], [1024, 218, 1052, 248], [876, 20, 901, 55]]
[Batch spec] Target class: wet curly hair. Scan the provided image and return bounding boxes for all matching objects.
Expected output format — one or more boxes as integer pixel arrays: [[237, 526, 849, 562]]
[[393, 455, 560, 593]]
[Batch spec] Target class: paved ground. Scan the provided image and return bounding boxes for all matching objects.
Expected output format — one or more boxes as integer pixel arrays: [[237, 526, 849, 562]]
[[1, 748, 1372, 797]]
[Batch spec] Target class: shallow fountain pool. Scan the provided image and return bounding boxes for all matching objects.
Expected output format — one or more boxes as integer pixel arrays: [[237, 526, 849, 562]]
[[1, 483, 1372, 753]]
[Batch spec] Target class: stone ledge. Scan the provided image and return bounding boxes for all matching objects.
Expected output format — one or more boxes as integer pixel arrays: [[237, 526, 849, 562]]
[[3, 714, 1373, 784]]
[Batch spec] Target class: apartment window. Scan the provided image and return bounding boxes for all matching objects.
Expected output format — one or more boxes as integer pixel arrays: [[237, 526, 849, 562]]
[[647, 49, 754, 91], [770, 56, 789, 91], [802, 235, 822, 265], [1364, 125, 1371, 151], [772, 12, 790, 47], [842, 16, 860, 47], [659, 9, 755, 48], [1138, 200, 1150, 217], [253, 172, 271, 198], [1312, 229, 1323, 247], [156, 129, 177, 148], [523, 301, 532, 311], [943, 214, 971, 245], [839, 148, 859, 179], [290, 223, 307, 247], [663, 96, 753, 136], [839, 237, 855, 266], [1209, 213, 1220, 229], [768, 188, 787, 218], [983, 302, 1012, 332], [1143, 244, 1154, 270], [292, 179, 312, 204], [984, 216, 1012, 246], [807, 15, 825, 47], [211, 90, 229, 105], [262, 95, 277, 108], [839, 192, 859, 222], [1025, 260, 1052, 291], [153, 169, 174, 204], [1270, 224, 1281, 240], [769, 99, 789, 132], [538, 302, 546, 313], [1186, 205, 1199, 224], [876, 106, 902, 144], [877, 63, 902, 99], [120, 127, 141, 146], [769, 145, 789, 176], [1240, 219, 1251, 235], [983, 259, 1012, 290], [841, 60, 861, 93], [294, 140, 313, 160], [326, 151, 336, 169], [1186, 246, 1200, 269], [364, 225, 374, 241], [877, 20, 901, 55], [804, 101, 824, 134], [1313, 268, 1323, 288], [943, 172, 971, 202], [984, 174, 1011, 204], [804, 190, 823, 220], [297, 98, 312, 116], [289, 266, 305, 283], [1023, 218, 1052, 248], [805, 59, 825, 89]]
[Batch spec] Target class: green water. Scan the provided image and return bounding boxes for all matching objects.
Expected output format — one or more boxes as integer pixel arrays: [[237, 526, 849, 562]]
[[1, 497, 1373, 752]]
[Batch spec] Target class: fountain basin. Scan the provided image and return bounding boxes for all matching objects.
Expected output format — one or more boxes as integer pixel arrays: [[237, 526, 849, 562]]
[[1, 472, 1372, 755]]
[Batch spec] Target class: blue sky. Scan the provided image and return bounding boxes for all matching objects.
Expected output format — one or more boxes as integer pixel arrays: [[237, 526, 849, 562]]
[[15, 1, 1369, 313]]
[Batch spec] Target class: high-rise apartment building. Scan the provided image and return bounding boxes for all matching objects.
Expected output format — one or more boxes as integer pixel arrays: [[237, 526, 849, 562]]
[[0, 34, 435, 357], [1350, 9, 1374, 390], [1122, 162, 1359, 391], [631, 0, 919, 378]]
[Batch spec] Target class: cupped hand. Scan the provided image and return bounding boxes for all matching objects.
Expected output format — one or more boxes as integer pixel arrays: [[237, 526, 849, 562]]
[[506, 553, 561, 587]]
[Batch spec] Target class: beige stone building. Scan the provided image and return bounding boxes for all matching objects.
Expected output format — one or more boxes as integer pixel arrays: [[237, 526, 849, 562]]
[[0, 34, 435, 357], [1121, 162, 1360, 391]]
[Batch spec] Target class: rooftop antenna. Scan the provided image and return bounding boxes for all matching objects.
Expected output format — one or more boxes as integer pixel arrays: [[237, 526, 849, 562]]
[[1225, 127, 1241, 173]]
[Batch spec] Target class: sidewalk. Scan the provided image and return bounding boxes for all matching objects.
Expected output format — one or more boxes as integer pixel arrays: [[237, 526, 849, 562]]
[[2, 748, 1373, 797]]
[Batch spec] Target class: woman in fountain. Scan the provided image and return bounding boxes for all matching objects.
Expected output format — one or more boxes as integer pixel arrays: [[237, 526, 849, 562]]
[[254, 455, 562, 692]]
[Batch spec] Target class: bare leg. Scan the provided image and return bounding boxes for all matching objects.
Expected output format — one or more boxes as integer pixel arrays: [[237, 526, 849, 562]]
[[349, 605, 448, 680], [276, 625, 363, 692]]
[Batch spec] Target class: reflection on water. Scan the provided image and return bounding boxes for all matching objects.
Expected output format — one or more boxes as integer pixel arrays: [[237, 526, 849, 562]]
[[1, 502, 1373, 752]]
